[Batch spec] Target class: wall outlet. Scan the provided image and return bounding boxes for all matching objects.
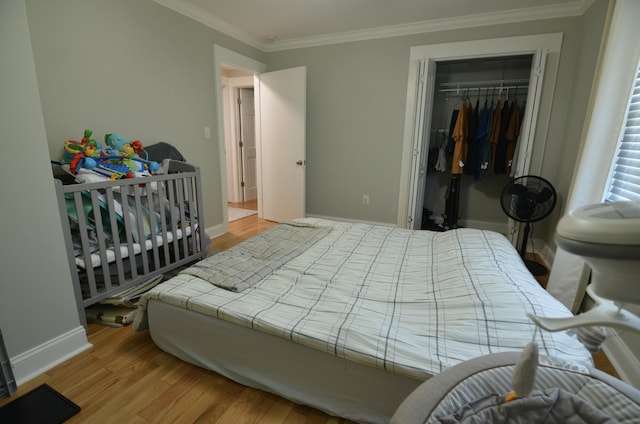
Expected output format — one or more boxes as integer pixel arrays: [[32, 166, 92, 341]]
[[204, 126, 211, 139], [362, 194, 370, 205]]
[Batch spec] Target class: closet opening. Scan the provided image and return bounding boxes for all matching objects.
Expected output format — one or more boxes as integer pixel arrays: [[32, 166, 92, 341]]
[[398, 33, 564, 253], [422, 55, 533, 233]]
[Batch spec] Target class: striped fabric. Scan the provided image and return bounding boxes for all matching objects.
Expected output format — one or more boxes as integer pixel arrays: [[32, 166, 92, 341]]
[[135, 218, 592, 379], [426, 364, 640, 423]]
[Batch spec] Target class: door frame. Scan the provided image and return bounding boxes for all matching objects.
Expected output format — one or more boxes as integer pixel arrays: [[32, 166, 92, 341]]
[[397, 33, 563, 245], [238, 87, 258, 202], [222, 76, 255, 203], [213, 45, 266, 230]]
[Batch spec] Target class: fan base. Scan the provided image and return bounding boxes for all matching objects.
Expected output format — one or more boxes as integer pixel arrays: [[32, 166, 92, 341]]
[[525, 259, 548, 276]]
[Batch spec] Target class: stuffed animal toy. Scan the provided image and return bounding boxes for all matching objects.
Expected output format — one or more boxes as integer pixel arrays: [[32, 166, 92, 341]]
[[59, 130, 159, 179]]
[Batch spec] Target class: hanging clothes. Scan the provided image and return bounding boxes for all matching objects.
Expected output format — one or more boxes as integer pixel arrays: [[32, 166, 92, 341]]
[[451, 101, 470, 174], [435, 144, 448, 172], [493, 100, 511, 174], [446, 109, 459, 157], [510, 101, 526, 177], [505, 99, 521, 175], [488, 100, 502, 175], [474, 100, 491, 180], [464, 99, 480, 177]]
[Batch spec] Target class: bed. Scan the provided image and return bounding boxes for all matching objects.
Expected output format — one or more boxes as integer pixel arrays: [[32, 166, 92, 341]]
[[54, 160, 207, 327], [133, 218, 593, 423]]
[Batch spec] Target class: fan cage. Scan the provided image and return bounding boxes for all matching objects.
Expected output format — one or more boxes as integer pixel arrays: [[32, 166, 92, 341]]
[[501, 176, 557, 223]]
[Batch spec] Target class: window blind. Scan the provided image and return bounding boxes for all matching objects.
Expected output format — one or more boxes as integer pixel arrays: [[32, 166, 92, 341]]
[[605, 66, 640, 202]]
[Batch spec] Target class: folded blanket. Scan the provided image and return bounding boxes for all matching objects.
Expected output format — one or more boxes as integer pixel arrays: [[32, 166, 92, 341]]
[[180, 221, 330, 292]]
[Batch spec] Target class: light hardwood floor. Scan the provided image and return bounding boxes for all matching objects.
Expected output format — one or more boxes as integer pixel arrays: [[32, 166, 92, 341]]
[[1, 210, 619, 421], [0, 211, 349, 423]]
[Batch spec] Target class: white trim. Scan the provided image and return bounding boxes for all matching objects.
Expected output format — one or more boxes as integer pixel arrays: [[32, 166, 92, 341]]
[[223, 75, 256, 204], [11, 326, 91, 386], [305, 214, 394, 228], [153, 0, 264, 50], [205, 222, 226, 240], [213, 45, 266, 235], [154, 0, 593, 52]]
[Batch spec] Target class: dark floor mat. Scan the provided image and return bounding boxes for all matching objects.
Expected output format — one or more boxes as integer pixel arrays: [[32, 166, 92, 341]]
[[0, 384, 80, 423]]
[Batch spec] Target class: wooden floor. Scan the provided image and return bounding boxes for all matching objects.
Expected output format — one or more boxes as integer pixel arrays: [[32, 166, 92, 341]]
[[0, 210, 619, 421], [0, 209, 347, 424]]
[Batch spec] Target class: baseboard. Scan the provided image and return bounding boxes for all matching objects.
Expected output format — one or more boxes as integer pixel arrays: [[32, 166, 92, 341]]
[[305, 214, 395, 227], [206, 222, 226, 239], [602, 330, 640, 388], [536, 239, 555, 270], [11, 326, 91, 386]]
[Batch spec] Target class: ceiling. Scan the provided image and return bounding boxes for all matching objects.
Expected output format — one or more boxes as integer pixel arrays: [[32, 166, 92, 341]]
[[153, 0, 595, 52]]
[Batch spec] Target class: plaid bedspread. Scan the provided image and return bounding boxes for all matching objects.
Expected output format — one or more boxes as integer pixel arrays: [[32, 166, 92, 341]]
[[134, 218, 592, 380]]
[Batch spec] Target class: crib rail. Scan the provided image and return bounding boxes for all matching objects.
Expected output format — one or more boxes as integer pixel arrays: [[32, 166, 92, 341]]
[[54, 161, 207, 327]]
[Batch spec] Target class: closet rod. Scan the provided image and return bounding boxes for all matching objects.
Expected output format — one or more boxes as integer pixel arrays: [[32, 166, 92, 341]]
[[439, 78, 529, 89], [439, 85, 528, 93]]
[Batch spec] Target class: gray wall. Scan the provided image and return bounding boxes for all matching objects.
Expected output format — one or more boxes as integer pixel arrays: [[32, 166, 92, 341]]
[[267, 1, 610, 236], [25, 0, 609, 238], [0, 0, 82, 366], [25, 0, 266, 232]]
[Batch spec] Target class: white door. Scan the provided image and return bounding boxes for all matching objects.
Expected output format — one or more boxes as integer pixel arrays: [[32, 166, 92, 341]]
[[255, 66, 307, 222], [239, 88, 257, 201], [407, 60, 436, 229]]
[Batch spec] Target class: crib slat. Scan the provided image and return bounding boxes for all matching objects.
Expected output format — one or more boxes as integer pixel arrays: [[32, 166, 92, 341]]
[[166, 180, 180, 261], [104, 187, 126, 286], [72, 191, 98, 299], [144, 182, 161, 273], [119, 187, 138, 281], [157, 181, 171, 266], [89, 190, 113, 293], [176, 178, 188, 259]]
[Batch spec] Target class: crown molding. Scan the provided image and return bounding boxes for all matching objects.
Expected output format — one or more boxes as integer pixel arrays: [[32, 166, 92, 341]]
[[152, 0, 264, 50], [154, 0, 595, 53]]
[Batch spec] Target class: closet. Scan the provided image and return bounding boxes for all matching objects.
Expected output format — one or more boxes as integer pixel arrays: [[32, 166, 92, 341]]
[[422, 55, 533, 232], [399, 33, 564, 244]]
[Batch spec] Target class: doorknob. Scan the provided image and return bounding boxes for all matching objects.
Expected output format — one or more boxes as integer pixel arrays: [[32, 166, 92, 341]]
[[296, 160, 305, 165]]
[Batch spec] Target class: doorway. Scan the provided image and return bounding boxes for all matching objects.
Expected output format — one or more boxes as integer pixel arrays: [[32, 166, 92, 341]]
[[213, 45, 307, 230], [213, 45, 266, 230], [221, 67, 257, 221]]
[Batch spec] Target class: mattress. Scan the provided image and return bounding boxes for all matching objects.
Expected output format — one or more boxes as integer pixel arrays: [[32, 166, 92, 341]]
[[133, 218, 593, 422], [147, 299, 423, 423], [75, 227, 191, 268]]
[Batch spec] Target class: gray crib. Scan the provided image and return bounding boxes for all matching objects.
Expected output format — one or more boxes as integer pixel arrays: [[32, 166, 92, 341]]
[[53, 161, 207, 327]]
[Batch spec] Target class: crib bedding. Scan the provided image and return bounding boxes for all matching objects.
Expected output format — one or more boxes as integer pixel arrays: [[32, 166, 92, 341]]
[[75, 227, 191, 268], [135, 218, 593, 381]]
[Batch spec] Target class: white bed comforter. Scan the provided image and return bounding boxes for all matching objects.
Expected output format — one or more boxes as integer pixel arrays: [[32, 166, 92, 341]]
[[134, 218, 592, 380]]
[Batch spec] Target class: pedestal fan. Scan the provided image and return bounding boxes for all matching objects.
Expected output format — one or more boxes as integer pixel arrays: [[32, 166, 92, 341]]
[[500, 175, 557, 275]]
